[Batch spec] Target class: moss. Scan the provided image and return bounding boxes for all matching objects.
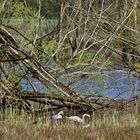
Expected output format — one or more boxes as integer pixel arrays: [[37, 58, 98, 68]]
[[134, 62, 140, 72]]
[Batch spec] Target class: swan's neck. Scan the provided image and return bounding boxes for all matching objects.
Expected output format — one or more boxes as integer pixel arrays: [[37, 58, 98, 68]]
[[58, 113, 62, 117], [82, 114, 90, 122]]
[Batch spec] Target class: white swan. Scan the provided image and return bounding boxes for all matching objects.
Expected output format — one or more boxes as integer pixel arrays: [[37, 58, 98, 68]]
[[66, 114, 90, 125], [51, 111, 64, 121]]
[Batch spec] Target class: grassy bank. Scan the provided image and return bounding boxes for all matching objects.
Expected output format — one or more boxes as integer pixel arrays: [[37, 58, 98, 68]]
[[0, 110, 140, 140]]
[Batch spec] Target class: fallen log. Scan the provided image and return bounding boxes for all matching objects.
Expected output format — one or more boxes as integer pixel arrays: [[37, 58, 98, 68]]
[[0, 26, 139, 117], [19, 91, 136, 111]]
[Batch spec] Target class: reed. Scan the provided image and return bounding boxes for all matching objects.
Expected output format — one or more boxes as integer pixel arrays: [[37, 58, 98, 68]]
[[0, 109, 139, 140]]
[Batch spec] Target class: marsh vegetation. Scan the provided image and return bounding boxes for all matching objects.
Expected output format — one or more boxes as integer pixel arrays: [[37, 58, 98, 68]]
[[0, 0, 140, 139], [0, 107, 140, 140]]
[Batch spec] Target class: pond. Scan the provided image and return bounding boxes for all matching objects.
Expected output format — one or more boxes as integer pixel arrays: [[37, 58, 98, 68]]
[[22, 65, 140, 100]]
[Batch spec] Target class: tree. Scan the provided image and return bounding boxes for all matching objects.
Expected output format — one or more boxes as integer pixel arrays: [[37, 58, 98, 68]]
[[0, 0, 140, 117]]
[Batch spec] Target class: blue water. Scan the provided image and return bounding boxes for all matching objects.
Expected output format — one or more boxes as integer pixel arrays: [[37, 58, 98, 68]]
[[22, 66, 140, 99]]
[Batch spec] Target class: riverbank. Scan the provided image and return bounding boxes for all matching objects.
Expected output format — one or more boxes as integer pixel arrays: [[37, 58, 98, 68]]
[[0, 109, 140, 140]]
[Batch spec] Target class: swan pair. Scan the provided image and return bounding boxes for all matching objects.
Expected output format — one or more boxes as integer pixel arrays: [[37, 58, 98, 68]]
[[51, 111, 90, 127]]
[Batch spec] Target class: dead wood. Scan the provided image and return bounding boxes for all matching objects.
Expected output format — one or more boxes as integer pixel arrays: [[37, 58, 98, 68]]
[[0, 25, 138, 116]]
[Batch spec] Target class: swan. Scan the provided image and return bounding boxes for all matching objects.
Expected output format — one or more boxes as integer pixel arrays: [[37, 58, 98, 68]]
[[51, 111, 64, 121], [66, 114, 90, 125]]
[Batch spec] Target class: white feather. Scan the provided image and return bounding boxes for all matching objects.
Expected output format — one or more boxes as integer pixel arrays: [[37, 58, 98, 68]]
[[67, 116, 83, 123], [51, 111, 64, 121], [66, 114, 90, 124]]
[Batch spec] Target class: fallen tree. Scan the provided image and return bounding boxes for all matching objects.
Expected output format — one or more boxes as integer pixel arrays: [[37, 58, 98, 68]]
[[0, 26, 137, 115], [0, 0, 140, 117]]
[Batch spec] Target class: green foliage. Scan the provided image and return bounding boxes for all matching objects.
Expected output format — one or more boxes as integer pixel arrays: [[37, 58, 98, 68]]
[[43, 41, 58, 53], [80, 52, 94, 63], [7, 65, 22, 88], [13, 2, 38, 19], [71, 51, 111, 68], [70, 52, 92, 66], [134, 62, 140, 72], [44, 0, 59, 18], [41, 41, 58, 60]]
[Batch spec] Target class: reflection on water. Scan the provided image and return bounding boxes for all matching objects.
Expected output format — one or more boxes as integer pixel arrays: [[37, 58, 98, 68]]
[[22, 66, 140, 99]]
